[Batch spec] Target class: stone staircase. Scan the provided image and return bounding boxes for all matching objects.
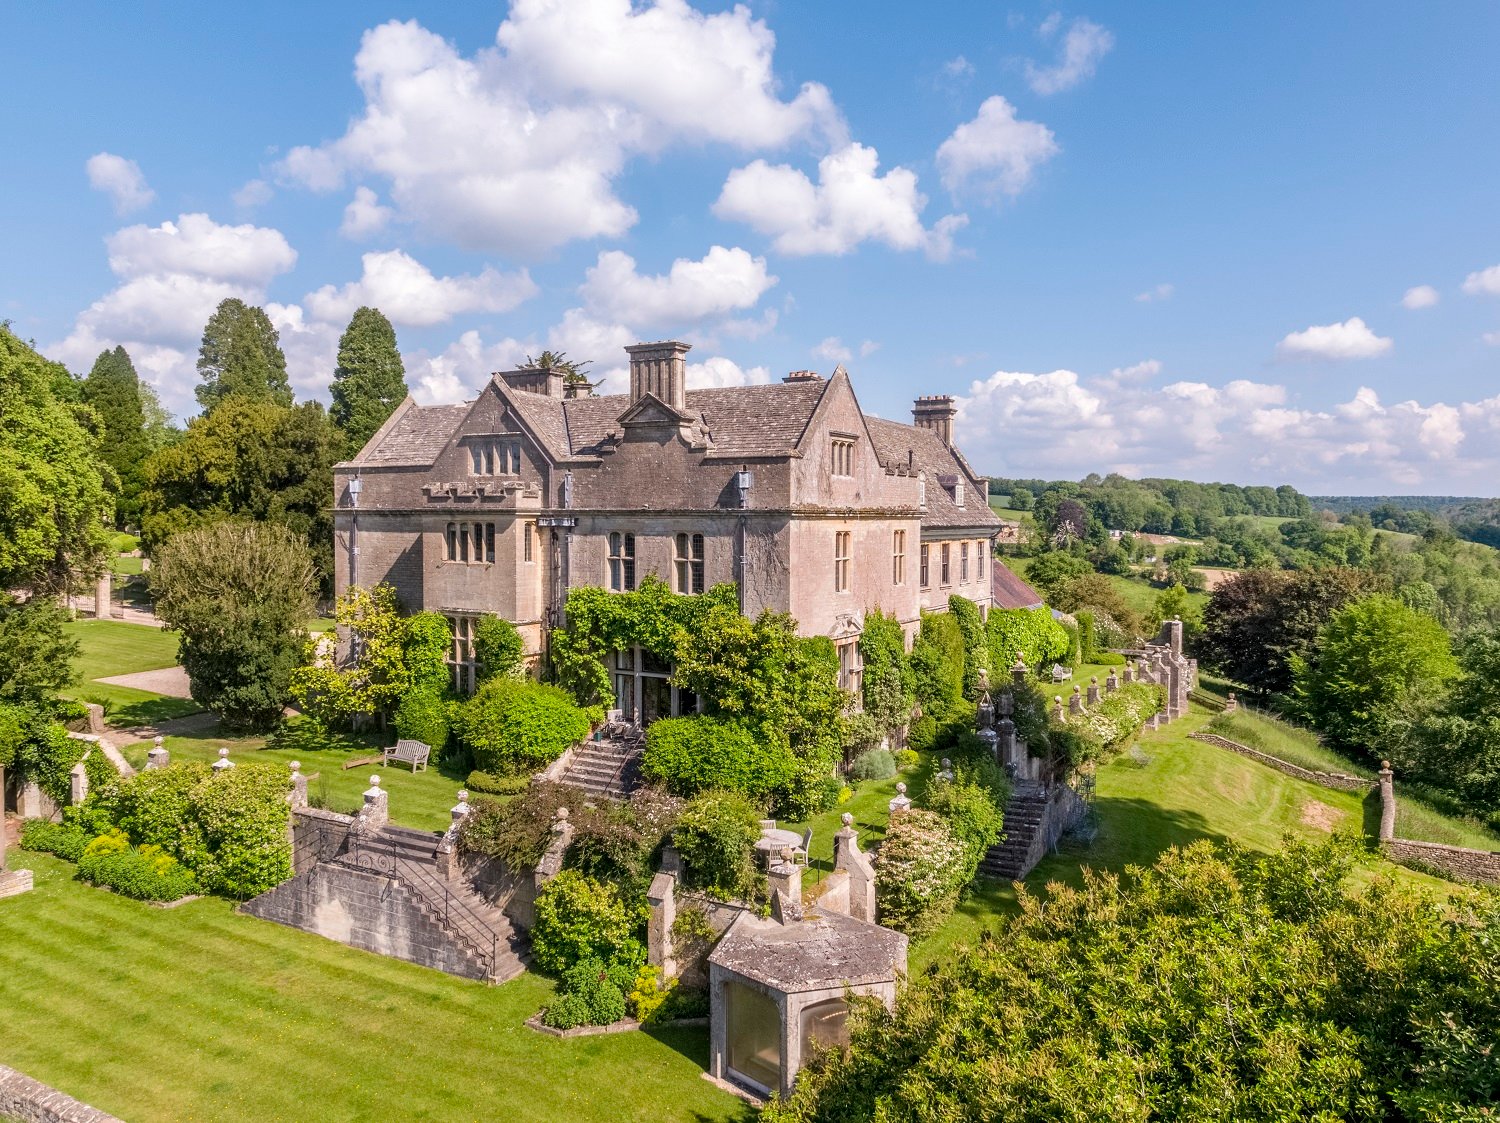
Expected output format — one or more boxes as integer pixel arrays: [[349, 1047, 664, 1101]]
[[557, 738, 643, 800], [979, 781, 1049, 881], [335, 826, 528, 983]]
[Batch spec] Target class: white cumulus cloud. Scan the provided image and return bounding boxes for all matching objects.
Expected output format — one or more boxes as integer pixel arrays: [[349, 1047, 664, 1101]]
[[1401, 284, 1439, 309], [1463, 264, 1500, 297], [1276, 317, 1393, 361], [86, 153, 156, 214], [278, 4, 841, 256], [303, 250, 537, 327], [715, 143, 967, 260], [687, 356, 772, 388], [579, 246, 776, 325], [340, 186, 395, 240], [812, 337, 852, 364], [936, 96, 1058, 202], [1025, 17, 1114, 95], [233, 179, 274, 209], [106, 213, 297, 286]]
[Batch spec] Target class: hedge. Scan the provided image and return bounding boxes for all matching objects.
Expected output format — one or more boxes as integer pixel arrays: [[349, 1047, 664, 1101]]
[[455, 679, 593, 773], [530, 870, 642, 976], [77, 833, 199, 902], [641, 716, 797, 800], [985, 607, 1071, 677]]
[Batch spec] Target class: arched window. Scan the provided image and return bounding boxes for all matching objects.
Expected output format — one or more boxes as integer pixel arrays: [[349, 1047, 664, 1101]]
[[799, 997, 850, 1054]]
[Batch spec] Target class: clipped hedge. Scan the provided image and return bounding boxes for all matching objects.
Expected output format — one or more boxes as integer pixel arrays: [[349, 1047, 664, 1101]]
[[464, 769, 530, 797], [455, 679, 593, 773], [874, 809, 967, 937], [985, 607, 1071, 677], [77, 839, 199, 902], [20, 819, 89, 861], [642, 716, 796, 800]]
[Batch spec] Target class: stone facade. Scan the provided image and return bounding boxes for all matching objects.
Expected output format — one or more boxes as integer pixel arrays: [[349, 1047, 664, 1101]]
[[333, 341, 1000, 700]]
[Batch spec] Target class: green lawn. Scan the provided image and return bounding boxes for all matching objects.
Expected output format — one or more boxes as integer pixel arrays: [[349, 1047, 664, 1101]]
[[110, 553, 144, 577], [62, 620, 204, 728], [0, 852, 749, 1123], [119, 719, 470, 834]]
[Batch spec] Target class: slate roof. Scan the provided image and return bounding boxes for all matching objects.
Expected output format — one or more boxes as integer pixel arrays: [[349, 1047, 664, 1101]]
[[356, 402, 471, 466], [708, 907, 908, 993], [991, 560, 1045, 610], [865, 418, 1002, 531]]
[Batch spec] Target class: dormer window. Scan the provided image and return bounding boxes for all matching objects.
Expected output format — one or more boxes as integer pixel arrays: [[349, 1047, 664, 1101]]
[[470, 439, 521, 475], [954, 480, 965, 507], [831, 437, 855, 477]]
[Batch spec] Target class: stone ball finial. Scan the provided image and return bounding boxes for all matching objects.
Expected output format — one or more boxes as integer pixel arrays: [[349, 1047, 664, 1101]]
[[780, 846, 794, 863], [841, 812, 854, 827], [555, 806, 570, 821], [1072, 684, 1081, 694], [1054, 695, 1062, 704], [896, 782, 907, 795], [154, 735, 164, 749], [457, 790, 469, 803], [1090, 675, 1098, 684], [289, 760, 301, 773], [219, 748, 230, 760], [1381, 760, 1391, 770], [941, 758, 951, 769], [369, 774, 381, 787]]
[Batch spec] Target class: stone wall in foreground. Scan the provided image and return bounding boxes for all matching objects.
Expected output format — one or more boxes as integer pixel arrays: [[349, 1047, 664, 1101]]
[[0, 1064, 121, 1123]]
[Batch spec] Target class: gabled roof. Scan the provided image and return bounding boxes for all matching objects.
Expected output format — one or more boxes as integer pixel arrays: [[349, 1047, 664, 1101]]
[[708, 906, 907, 993], [864, 417, 1002, 531], [352, 401, 471, 466], [991, 560, 1045, 610]]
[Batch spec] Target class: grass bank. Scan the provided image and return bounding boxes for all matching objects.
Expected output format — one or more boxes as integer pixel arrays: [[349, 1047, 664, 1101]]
[[61, 620, 202, 727]]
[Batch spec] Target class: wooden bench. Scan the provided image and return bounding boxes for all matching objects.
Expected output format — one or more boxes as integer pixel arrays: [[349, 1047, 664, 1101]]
[[382, 739, 431, 773], [1051, 664, 1073, 683]]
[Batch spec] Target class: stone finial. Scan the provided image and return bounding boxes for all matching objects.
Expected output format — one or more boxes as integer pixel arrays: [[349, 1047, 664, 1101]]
[[1123, 662, 1135, 684], [1069, 686, 1085, 715], [938, 757, 955, 782], [212, 747, 235, 771], [146, 738, 170, 770], [841, 812, 854, 828], [554, 806, 570, 826], [997, 689, 1013, 717], [361, 773, 389, 828], [977, 692, 994, 731], [1087, 676, 1101, 705], [1105, 670, 1119, 692], [1011, 654, 1028, 685], [288, 760, 308, 810], [1053, 695, 1064, 722], [888, 782, 912, 814], [453, 790, 471, 815], [154, 735, 164, 751]]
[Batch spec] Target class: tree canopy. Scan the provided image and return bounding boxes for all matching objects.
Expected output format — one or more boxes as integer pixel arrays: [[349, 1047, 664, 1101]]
[[194, 298, 292, 412], [82, 345, 150, 526], [0, 326, 112, 591], [330, 306, 407, 454]]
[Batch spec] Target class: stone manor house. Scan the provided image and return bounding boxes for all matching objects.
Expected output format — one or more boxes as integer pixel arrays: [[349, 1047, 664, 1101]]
[[333, 340, 1000, 717]]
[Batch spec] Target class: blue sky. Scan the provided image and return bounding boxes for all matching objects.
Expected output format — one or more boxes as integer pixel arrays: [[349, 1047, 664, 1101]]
[[5, 1, 1499, 494]]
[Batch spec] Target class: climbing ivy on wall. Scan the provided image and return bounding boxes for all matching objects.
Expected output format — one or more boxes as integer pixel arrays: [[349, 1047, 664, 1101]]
[[947, 595, 989, 698], [985, 607, 1072, 677], [549, 576, 738, 708]]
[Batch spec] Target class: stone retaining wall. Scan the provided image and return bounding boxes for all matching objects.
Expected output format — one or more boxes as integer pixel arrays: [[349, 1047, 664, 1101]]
[[1381, 837, 1500, 885], [0, 1064, 121, 1123], [1189, 733, 1374, 793]]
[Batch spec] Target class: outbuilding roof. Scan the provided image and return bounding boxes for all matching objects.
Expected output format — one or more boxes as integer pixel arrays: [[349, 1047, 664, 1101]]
[[708, 906, 908, 993]]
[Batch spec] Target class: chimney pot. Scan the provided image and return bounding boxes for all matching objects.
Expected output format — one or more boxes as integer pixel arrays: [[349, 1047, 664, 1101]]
[[626, 340, 691, 410], [912, 394, 958, 445]]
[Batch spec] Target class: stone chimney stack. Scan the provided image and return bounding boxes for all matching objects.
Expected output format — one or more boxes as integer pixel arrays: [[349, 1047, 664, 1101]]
[[626, 340, 691, 410], [912, 395, 957, 445]]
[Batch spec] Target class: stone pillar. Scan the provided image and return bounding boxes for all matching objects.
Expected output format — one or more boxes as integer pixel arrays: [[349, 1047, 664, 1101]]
[[17, 780, 43, 819], [1123, 662, 1135, 684], [647, 870, 678, 978], [833, 813, 877, 924], [212, 747, 235, 772], [997, 689, 1013, 718], [1225, 692, 1238, 714], [1052, 695, 1064, 722], [1087, 676, 1101, 705], [1069, 685, 1084, 715], [1105, 671, 1118, 693], [997, 717, 1016, 767], [145, 736, 169, 770], [535, 807, 574, 892], [288, 761, 308, 810], [1378, 761, 1396, 843], [1165, 618, 1184, 656], [69, 760, 89, 805], [767, 850, 802, 908], [360, 775, 389, 829], [94, 572, 111, 619], [977, 692, 994, 730], [0, 769, 32, 896], [1011, 656, 1028, 686], [887, 782, 911, 815]]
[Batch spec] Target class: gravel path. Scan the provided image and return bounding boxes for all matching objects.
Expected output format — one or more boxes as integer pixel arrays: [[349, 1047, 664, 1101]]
[[96, 666, 191, 698]]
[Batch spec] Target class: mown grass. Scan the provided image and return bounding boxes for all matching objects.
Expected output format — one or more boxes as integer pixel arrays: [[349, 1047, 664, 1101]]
[[1206, 708, 1377, 778], [61, 620, 203, 727], [0, 852, 749, 1123], [118, 719, 468, 834]]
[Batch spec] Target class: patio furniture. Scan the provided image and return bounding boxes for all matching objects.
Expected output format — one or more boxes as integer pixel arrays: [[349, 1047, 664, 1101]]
[[383, 739, 431, 773]]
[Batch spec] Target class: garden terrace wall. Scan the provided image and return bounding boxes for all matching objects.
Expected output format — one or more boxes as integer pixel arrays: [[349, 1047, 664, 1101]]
[[1189, 733, 1375, 793], [0, 1063, 121, 1123]]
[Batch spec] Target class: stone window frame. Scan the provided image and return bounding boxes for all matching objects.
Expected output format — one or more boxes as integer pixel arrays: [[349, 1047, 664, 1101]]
[[444, 613, 478, 694], [469, 438, 522, 476], [978, 539, 985, 581], [444, 521, 496, 564], [830, 435, 856, 477], [892, 529, 906, 586], [674, 532, 705, 595], [940, 542, 951, 586], [608, 531, 637, 592], [919, 543, 929, 588], [960, 541, 969, 583], [524, 521, 535, 563], [837, 639, 862, 695], [834, 530, 851, 593]]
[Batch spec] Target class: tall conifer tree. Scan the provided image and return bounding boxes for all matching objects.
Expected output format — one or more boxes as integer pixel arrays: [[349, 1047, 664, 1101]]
[[195, 298, 291, 413], [83, 345, 149, 525], [330, 306, 408, 453]]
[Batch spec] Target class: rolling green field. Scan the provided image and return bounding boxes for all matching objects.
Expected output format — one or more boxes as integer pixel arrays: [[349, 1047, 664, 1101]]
[[1004, 555, 1209, 621], [0, 853, 749, 1123], [61, 620, 203, 727]]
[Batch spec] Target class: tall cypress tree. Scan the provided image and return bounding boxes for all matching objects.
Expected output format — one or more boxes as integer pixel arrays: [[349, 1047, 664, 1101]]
[[82, 345, 149, 526], [195, 298, 292, 413], [330, 306, 408, 453]]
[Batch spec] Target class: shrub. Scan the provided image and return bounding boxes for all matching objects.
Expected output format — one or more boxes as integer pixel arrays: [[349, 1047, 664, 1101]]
[[911, 612, 966, 724], [896, 748, 919, 770], [642, 716, 797, 800], [924, 765, 1007, 887], [1068, 682, 1164, 762], [474, 615, 525, 683], [464, 769, 530, 796], [628, 964, 676, 1023], [948, 595, 988, 699], [839, 712, 884, 762], [568, 786, 682, 892], [847, 749, 897, 783], [672, 790, 762, 900], [541, 992, 591, 1031], [20, 819, 90, 861], [393, 687, 449, 753], [530, 870, 640, 976], [77, 843, 198, 902], [402, 612, 453, 695], [874, 809, 967, 937], [458, 782, 574, 870], [455, 679, 593, 773]]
